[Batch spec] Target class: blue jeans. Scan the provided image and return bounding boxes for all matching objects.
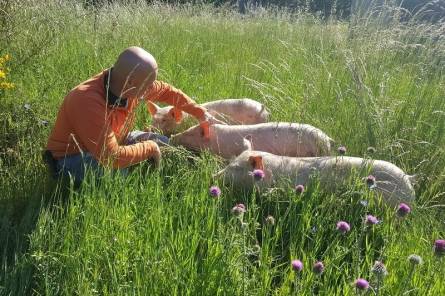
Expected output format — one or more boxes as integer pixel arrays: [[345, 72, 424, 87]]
[[56, 131, 169, 186]]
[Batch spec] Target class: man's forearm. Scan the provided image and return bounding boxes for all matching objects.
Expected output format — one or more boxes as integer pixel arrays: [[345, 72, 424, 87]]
[[146, 80, 206, 120]]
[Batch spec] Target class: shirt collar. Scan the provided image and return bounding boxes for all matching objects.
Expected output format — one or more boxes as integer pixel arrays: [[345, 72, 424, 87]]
[[104, 68, 128, 108]]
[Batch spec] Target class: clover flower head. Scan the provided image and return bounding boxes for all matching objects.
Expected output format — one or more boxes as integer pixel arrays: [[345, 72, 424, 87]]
[[367, 146, 376, 154], [408, 254, 423, 265], [312, 261, 324, 274], [251, 169, 265, 181], [354, 278, 369, 290], [231, 203, 246, 216], [209, 185, 221, 198], [434, 239, 445, 256], [291, 259, 303, 272], [371, 261, 387, 277], [366, 175, 376, 188], [365, 215, 379, 225], [265, 215, 275, 226], [295, 184, 305, 194], [396, 203, 411, 218], [336, 221, 351, 234], [338, 146, 347, 155]]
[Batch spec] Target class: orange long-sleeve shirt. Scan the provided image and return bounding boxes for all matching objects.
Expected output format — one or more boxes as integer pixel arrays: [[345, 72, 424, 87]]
[[46, 69, 206, 168]]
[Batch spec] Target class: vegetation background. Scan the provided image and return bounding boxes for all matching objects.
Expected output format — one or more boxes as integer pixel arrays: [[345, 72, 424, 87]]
[[0, 0, 444, 295]]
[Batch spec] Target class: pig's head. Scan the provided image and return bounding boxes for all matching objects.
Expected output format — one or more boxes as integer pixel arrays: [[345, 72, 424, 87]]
[[170, 121, 213, 151], [147, 101, 184, 135], [214, 140, 269, 188], [371, 162, 416, 207]]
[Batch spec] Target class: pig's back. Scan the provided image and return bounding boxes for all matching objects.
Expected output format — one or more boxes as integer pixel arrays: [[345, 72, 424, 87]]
[[230, 122, 332, 157], [203, 99, 267, 124]]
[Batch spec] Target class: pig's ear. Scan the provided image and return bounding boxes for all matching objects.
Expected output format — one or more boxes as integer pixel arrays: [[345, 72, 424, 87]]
[[242, 135, 253, 151], [200, 121, 211, 139], [248, 155, 264, 171], [168, 108, 183, 123], [147, 101, 159, 115]]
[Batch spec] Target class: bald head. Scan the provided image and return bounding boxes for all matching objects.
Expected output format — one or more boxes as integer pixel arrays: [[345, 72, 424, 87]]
[[111, 47, 158, 98]]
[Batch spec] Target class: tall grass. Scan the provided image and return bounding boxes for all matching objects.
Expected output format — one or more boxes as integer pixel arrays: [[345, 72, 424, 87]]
[[1, 0, 444, 295]]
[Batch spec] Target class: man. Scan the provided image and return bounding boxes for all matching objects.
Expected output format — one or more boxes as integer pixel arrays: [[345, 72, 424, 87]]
[[45, 46, 217, 185]]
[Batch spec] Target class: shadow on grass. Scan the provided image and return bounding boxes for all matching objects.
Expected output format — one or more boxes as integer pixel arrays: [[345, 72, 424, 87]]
[[0, 170, 73, 295]]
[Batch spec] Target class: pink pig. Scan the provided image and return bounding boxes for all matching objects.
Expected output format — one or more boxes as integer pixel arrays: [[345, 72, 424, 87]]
[[170, 122, 333, 159], [147, 98, 269, 135], [216, 147, 416, 207]]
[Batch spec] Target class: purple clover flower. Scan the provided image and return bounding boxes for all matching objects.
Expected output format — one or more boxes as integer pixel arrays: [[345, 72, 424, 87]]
[[396, 203, 411, 218], [354, 278, 369, 290], [252, 169, 265, 181], [434, 239, 445, 256], [231, 204, 246, 216], [366, 175, 376, 188], [365, 215, 379, 225], [291, 259, 303, 272], [209, 185, 221, 198], [336, 221, 351, 234], [338, 146, 347, 155], [312, 261, 324, 274], [295, 184, 305, 194]]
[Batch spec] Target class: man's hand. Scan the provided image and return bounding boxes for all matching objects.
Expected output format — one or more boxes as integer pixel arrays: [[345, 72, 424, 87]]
[[149, 142, 161, 167], [202, 111, 227, 125]]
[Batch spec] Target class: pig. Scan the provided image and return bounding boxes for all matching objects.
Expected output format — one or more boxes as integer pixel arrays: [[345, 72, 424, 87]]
[[147, 98, 269, 135], [216, 146, 416, 206], [170, 122, 334, 159]]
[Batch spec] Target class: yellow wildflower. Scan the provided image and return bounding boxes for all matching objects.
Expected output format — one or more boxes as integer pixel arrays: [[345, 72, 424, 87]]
[[0, 54, 11, 65], [0, 54, 13, 91], [0, 82, 14, 89]]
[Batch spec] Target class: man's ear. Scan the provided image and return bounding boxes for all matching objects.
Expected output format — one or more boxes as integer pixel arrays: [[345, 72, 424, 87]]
[[147, 101, 159, 115], [200, 121, 210, 139], [248, 155, 264, 171], [168, 108, 183, 123], [242, 135, 253, 151]]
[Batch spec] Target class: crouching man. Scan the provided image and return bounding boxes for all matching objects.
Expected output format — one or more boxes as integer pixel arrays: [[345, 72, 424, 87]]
[[44, 46, 217, 186]]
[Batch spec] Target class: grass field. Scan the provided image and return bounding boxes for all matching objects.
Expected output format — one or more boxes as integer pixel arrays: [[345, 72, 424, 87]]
[[1, 1, 444, 295]]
